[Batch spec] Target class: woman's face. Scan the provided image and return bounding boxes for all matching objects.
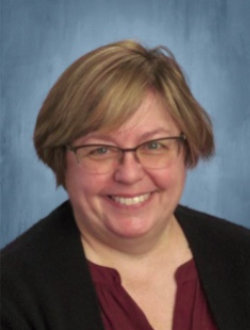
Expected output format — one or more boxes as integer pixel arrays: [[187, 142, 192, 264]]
[[65, 91, 187, 247]]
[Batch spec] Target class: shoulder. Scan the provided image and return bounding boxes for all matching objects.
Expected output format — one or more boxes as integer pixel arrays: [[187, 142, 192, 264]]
[[1, 201, 103, 329], [176, 205, 250, 261], [1, 200, 77, 275], [176, 204, 250, 239], [176, 206, 250, 329]]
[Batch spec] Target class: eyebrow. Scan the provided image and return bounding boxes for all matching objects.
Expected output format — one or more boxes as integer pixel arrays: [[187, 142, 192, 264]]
[[82, 128, 174, 145], [138, 128, 173, 140]]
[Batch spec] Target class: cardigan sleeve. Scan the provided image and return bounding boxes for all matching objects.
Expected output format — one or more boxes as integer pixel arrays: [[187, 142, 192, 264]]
[[1, 201, 105, 330], [1, 265, 39, 330]]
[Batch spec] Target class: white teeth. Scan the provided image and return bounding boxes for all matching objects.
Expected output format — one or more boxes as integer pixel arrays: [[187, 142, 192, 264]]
[[111, 193, 150, 206]]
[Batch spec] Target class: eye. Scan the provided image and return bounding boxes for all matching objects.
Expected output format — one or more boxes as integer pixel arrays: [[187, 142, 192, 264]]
[[85, 145, 120, 160], [146, 141, 161, 150], [144, 140, 167, 151], [140, 139, 170, 154], [87, 146, 112, 159], [88, 146, 111, 157]]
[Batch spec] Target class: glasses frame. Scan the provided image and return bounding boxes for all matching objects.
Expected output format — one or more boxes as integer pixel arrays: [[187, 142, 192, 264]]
[[67, 133, 186, 167]]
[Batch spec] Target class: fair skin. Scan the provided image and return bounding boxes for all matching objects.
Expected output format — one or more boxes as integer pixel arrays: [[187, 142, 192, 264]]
[[65, 91, 192, 330]]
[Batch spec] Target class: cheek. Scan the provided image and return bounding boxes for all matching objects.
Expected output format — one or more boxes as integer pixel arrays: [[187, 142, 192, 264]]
[[66, 172, 97, 200], [65, 158, 90, 199], [65, 162, 110, 204], [150, 162, 187, 191]]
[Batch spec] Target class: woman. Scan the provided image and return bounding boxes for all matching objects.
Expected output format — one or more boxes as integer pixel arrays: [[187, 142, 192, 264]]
[[1, 40, 250, 330]]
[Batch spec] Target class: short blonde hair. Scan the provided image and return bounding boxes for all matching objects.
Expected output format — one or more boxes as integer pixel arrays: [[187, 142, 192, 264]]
[[34, 40, 214, 186]]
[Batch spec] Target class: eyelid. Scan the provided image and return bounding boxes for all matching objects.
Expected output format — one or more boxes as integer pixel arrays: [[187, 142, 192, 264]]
[[75, 143, 117, 149], [141, 137, 166, 145], [73, 136, 181, 150], [82, 136, 167, 148]]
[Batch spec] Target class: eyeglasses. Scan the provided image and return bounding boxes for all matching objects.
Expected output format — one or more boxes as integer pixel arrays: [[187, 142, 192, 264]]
[[67, 134, 186, 174]]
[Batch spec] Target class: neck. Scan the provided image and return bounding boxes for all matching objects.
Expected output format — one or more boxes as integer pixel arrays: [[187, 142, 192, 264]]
[[79, 215, 182, 270]]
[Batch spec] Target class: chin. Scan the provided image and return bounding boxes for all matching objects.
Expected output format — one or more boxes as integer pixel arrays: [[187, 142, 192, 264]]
[[104, 215, 162, 240]]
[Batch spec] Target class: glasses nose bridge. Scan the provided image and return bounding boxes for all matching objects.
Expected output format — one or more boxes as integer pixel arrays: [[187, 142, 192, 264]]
[[119, 145, 141, 164]]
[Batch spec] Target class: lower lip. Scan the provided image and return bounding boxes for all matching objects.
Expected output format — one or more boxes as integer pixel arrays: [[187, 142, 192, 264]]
[[105, 193, 154, 210]]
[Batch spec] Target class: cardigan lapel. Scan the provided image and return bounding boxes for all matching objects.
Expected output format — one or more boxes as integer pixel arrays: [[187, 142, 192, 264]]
[[176, 205, 249, 330], [45, 201, 105, 330], [58, 201, 249, 330]]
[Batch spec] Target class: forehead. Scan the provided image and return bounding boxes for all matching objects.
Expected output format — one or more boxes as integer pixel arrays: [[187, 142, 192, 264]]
[[107, 91, 179, 138], [115, 91, 178, 133], [77, 91, 180, 144]]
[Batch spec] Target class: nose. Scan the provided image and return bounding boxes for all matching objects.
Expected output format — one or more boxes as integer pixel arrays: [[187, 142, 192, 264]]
[[113, 152, 145, 184]]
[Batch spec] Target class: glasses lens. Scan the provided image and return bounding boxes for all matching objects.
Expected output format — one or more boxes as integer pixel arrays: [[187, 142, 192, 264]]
[[73, 137, 182, 173], [138, 139, 180, 169], [76, 145, 120, 174]]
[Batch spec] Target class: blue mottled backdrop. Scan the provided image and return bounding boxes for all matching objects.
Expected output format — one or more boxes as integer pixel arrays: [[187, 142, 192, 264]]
[[1, 0, 250, 247]]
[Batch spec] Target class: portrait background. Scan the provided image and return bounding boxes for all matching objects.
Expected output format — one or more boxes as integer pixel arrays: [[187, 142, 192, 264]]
[[1, 0, 249, 247]]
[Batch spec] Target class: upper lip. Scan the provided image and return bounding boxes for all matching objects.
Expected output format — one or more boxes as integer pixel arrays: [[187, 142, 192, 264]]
[[107, 191, 153, 198]]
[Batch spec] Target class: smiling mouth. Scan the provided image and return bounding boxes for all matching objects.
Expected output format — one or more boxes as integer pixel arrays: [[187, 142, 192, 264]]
[[108, 193, 151, 206]]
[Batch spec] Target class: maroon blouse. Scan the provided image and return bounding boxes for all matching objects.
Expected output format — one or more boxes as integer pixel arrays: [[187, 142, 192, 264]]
[[88, 259, 217, 330]]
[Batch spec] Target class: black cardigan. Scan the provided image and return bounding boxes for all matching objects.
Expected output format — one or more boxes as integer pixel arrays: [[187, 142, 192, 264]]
[[1, 201, 250, 330]]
